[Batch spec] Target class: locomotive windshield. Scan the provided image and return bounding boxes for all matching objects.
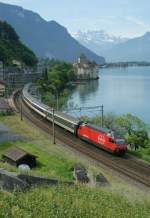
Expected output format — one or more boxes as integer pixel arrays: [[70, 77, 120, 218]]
[[115, 139, 125, 145]]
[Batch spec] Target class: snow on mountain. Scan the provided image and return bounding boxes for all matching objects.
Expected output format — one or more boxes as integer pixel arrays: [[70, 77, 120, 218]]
[[74, 30, 128, 56]]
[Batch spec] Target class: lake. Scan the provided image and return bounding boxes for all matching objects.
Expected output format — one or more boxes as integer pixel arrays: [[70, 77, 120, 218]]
[[67, 66, 150, 126]]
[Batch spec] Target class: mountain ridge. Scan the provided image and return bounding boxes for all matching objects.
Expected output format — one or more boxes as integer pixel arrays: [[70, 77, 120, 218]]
[[102, 32, 150, 62], [75, 29, 150, 62], [0, 2, 105, 64]]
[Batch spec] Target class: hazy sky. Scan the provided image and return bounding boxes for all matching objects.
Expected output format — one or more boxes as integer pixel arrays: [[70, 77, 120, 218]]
[[0, 0, 150, 37]]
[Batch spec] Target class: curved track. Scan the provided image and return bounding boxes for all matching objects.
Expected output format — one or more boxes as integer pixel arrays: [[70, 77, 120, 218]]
[[14, 91, 150, 188]]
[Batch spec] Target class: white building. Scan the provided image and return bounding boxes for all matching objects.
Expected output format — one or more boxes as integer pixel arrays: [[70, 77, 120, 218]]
[[74, 54, 99, 80]]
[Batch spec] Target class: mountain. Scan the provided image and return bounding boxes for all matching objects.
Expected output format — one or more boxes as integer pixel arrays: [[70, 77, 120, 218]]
[[74, 30, 128, 57], [0, 2, 105, 64], [0, 20, 37, 66], [75, 30, 150, 62], [102, 32, 150, 62]]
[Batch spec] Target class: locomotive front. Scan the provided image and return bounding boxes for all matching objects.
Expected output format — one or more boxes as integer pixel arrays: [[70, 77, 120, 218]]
[[114, 138, 127, 156]]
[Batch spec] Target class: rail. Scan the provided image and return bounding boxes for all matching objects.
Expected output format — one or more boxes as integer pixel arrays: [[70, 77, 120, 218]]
[[13, 89, 150, 188]]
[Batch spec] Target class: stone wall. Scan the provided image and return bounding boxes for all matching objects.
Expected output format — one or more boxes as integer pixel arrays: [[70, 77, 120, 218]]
[[0, 169, 73, 192]]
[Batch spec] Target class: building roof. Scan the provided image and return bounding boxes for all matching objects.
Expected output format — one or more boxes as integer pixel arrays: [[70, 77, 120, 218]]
[[3, 147, 36, 162]]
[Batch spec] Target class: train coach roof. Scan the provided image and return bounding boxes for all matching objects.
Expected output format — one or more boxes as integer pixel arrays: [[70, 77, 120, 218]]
[[31, 98, 80, 124], [86, 124, 124, 139], [55, 111, 80, 124]]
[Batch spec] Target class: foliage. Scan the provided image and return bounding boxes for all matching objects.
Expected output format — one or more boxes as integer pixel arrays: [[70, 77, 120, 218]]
[[39, 58, 61, 69], [116, 113, 149, 136], [0, 21, 18, 41], [40, 62, 76, 93], [0, 110, 13, 117], [38, 61, 76, 108], [81, 113, 118, 130], [0, 20, 38, 66], [115, 113, 149, 150], [128, 130, 149, 150], [129, 141, 150, 162]]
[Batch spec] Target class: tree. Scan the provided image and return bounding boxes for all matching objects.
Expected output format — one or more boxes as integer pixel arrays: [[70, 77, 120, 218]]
[[103, 112, 117, 129], [38, 61, 76, 108], [116, 113, 149, 150], [128, 130, 149, 150], [116, 113, 149, 135], [0, 20, 38, 66]]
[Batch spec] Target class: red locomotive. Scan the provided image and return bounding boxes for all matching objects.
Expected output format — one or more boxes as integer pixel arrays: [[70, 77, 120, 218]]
[[77, 123, 127, 155]]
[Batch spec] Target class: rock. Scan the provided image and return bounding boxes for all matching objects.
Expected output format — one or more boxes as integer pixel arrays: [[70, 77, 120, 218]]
[[74, 163, 89, 183], [95, 173, 109, 186], [0, 169, 29, 191], [18, 164, 31, 171]]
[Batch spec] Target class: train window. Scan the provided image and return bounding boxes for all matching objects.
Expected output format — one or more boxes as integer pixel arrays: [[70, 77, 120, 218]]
[[116, 139, 125, 145], [109, 138, 115, 143]]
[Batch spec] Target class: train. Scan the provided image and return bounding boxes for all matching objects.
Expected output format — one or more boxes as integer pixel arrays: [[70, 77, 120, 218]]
[[22, 84, 127, 156]]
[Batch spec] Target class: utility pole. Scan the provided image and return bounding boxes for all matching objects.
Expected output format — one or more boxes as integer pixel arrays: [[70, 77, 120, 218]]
[[101, 104, 104, 127], [20, 97, 23, 121], [52, 108, 55, 144], [56, 93, 59, 111]]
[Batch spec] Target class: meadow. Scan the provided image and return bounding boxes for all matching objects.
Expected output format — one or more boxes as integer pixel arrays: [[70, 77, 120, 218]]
[[0, 114, 150, 218]]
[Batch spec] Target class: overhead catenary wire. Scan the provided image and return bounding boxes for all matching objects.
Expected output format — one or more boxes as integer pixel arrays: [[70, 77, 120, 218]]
[[65, 105, 104, 127]]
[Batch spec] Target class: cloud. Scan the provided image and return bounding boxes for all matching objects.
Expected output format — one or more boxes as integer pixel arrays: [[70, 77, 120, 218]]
[[126, 16, 150, 29]]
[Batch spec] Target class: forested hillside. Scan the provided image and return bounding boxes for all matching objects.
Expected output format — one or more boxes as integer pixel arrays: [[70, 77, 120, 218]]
[[0, 20, 38, 66]]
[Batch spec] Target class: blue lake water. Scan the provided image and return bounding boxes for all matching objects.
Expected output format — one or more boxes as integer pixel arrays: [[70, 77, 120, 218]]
[[67, 66, 150, 126]]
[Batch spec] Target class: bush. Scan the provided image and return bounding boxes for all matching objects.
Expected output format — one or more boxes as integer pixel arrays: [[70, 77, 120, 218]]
[[0, 110, 13, 117]]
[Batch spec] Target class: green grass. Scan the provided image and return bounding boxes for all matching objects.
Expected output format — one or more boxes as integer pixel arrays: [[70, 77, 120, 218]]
[[128, 147, 150, 162], [0, 114, 150, 218], [0, 185, 150, 218], [0, 115, 76, 180], [0, 140, 75, 180]]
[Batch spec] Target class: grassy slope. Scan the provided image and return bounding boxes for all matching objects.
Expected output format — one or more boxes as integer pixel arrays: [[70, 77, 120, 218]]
[[0, 115, 150, 218], [0, 186, 150, 218], [0, 115, 76, 180], [128, 148, 150, 162]]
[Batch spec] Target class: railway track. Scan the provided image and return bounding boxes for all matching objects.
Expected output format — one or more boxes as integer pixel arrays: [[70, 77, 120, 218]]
[[14, 91, 150, 188]]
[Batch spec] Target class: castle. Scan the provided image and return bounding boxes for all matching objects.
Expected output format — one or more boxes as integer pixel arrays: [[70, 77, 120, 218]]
[[74, 54, 99, 80]]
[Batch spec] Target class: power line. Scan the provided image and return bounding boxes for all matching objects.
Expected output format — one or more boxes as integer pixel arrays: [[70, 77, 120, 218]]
[[65, 104, 104, 127], [65, 105, 103, 111]]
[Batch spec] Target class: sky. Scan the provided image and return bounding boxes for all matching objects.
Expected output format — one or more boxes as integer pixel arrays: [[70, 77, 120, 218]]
[[0, 0, 150, 37]]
